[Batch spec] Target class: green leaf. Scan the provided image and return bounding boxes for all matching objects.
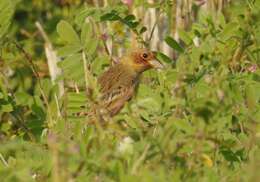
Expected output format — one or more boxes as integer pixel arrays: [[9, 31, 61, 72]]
[[67, 92, 86, 101], [126, 21, 139, 28], [0, 92, 3, 99], [74, 8, 96, 26], [139, 26, 147, 34], [1, 104, 13, 112], [178, 29, 193, 45], [123, 14, 135, 22], [165, 36, 184, 53], [100, 11, 121, 21], [58, 54, 81, 69], [219, 22, 239, 41], [172, 118, 194, 134], [57, 45, 82, 57], [92, 56, 110, 75], [57, 20, 80, 44], [57, 53, 85, 84], [165, 70, 178, 83], [217, 12, 226, 26], [135, 84, 161, 113], [245, 84, 257, 110], [0, 0, 16, 40], [81, 22, 92, 47], [85, 39, 99, 55], [156, 52, 172, 64], [15, 92, 32, 106]]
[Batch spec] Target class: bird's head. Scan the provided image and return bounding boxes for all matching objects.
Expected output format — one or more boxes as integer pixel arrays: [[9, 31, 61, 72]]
[[122, 49, 164, 73]]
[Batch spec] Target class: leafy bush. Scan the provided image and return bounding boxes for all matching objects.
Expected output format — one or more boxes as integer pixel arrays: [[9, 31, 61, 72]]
[[0, 0, 260, 181]]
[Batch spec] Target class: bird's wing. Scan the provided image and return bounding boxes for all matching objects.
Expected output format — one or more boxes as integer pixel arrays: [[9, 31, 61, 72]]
[[101, 85, 135, 116], [97, 63, 138, 116]]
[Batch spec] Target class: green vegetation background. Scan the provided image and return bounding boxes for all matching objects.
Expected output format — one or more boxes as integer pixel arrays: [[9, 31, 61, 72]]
[[0, 0, 260, 181]]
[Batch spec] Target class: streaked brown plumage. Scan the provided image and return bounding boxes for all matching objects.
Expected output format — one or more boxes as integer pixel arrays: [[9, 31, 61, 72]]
[[98, 49, 163, 116], [77, 49, 163, 119]]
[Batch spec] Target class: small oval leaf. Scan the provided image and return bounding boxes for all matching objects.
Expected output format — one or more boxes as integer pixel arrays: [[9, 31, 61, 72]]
[[57, 20, 80, 44], [156, 52, 172, 64], [165, 36, 184, 53]]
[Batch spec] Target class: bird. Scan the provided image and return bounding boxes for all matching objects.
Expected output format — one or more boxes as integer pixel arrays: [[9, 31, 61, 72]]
[[77, 49, 163, 119]]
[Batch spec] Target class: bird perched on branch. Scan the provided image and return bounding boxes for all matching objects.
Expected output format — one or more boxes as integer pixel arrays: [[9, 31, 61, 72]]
[[77, 49, 163, 119]]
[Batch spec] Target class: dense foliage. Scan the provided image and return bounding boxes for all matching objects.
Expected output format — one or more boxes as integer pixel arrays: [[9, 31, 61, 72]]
[[0, 0, 259, 181]]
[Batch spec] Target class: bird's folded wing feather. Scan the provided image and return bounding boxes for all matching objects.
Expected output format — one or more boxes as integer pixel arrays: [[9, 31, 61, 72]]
[[97, 63, 138, 116], [101, 86, 135, 116]]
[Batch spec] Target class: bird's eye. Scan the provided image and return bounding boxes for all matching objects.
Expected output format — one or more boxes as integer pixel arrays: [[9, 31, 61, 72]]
[[142, 53, 148, 59]]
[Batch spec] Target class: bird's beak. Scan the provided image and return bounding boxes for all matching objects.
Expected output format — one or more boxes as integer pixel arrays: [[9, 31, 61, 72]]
[[149, 59, 164, 69], [149, 51, 164, 69]]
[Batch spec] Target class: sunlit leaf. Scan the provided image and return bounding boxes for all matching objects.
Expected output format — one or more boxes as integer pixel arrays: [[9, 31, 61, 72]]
[[1, 104, 13, 112], [100, 11, 121, 21], [81, 22, 92, 47], [57, 45, 82, 57], [165, 36, 184, 53], [57, 20, 80, 44], [178, 29, 193, 45], [156, 52, 172, 64]]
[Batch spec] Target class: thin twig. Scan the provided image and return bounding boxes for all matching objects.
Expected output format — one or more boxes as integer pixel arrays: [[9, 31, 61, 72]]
[[82, 51, 91, 98], [72, 161, 85, 178], [131, 143, 150, 175], [14, 42, 41, 80], [35, 21, 51, 43], [148, 21, 158, 42], [102, 38, 112, 57], [14, 41, 52, 123], [0, 153, 8, 167]]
